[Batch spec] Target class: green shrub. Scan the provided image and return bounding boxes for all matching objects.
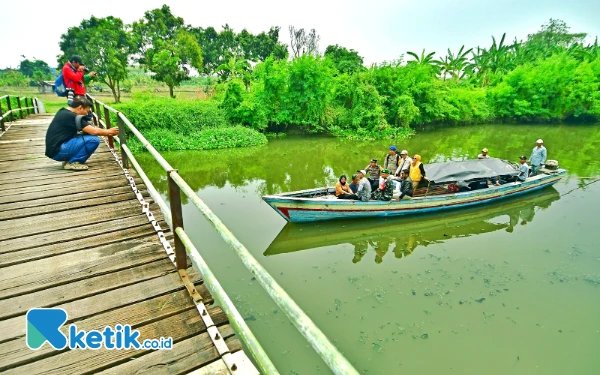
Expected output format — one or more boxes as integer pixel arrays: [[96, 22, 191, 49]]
[[114, 97, 228, 135], [127, 125, 267, 152]]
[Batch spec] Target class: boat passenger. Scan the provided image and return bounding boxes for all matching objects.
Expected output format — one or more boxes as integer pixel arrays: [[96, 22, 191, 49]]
[[530, 139, 547, 176], [478, 148, 490, 159], [356, 169, 372, 202], [349, 174, 360, 194], [373, 169, 394, 201], [518, 156, 530, 182], [478, 148, 500, 185], [384, 146, 400, 175], [395, 150, 412, 177], [397, 169, 414, 200], [409, 154, 428, 192], [365, 158, 382, 191], [335, 174, 359, 200]]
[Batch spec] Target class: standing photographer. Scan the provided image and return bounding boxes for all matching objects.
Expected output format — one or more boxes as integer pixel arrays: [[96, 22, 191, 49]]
[[62, 56, 97, 102]]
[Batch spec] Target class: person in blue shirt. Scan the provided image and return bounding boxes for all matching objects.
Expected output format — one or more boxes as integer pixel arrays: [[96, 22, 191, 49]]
[[529, 139, 547, 176], [518, 156, 530, 182], [349, 174, 360, 194]]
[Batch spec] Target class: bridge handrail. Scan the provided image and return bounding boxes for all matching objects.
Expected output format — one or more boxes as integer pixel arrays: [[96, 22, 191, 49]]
[[86, 94, 359, 375], [0, 94, 39, 132]]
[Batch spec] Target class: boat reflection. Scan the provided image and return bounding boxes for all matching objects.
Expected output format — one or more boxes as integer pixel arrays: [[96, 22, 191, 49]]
[[264, 188, 560, 263]]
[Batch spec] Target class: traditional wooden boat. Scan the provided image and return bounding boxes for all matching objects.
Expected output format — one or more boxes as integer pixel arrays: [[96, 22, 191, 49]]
[[264, 188, 560, 256], [262, 159, 566, 223]]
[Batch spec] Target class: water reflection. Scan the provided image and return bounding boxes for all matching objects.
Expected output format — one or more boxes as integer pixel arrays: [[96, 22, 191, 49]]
[[265, 188, 560, 263]]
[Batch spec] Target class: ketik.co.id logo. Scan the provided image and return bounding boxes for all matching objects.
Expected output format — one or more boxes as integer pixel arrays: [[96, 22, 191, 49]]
[[26, 308, 172, 350]]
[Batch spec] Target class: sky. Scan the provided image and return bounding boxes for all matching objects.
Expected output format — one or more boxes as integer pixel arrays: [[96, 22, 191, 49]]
[[1, 0, 599, 69]]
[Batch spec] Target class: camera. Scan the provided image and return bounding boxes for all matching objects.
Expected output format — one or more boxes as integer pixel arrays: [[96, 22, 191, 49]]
[[83, 67, 90, 73]]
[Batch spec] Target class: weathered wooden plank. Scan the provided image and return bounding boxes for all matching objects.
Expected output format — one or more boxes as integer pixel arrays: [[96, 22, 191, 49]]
[[0, 259, 179, 319], [0, 187, 148, 218], [0, 165, 119, 186], [3, 309, 230, 374], [0, 201, 157, 241], [0, 174, 142, 199], [0, 241, 169, 299], [0, 215, 163, 254], [95, 329, 241, 375], [0, 271, 207, 343], [0, 168, 122, 190], [0, 293, 220, 372], [0, 149, 112, 163]]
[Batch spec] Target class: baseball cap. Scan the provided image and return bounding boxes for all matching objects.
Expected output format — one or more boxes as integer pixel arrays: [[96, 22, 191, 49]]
[[482, 148, 488, 153], [520, 155, 527, 160], [70, 55, 84, 64], [357, 169, 366, 174], [382, 169, 390, 174], [400, 150, 408, 155], [536, 139, 543, 144], [389, 146, 397, 151]]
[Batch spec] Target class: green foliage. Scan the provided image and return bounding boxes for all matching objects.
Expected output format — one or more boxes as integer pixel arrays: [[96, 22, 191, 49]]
[[127, 125, 267, 152], [115, 97, 228, 135], [0, 70, 29, 87], [132, 5, 203, 98], [487, 52, 600, 121], [324, 44, 364, 74], [59, 16, 132, 103]]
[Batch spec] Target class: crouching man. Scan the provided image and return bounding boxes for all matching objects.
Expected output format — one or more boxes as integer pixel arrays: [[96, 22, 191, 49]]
[[45, 96, 118, 171]]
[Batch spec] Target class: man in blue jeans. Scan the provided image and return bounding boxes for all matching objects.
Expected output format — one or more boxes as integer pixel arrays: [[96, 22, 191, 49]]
[[45, 96, 118, 170]]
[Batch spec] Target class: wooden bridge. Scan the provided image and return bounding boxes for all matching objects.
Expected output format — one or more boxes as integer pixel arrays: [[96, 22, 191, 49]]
[[0, 98, 256, 374], [0, 94, 360, 375]]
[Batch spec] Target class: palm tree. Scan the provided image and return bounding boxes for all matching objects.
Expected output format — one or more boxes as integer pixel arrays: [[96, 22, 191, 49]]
[[434, 56, 452, 81], [216, 54, 250, 81], [407, 49, 436, 65], [439, 45, 473, 82]]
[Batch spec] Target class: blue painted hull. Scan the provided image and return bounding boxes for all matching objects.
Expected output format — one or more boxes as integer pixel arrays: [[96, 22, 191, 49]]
[[262, 170, 565, 223]]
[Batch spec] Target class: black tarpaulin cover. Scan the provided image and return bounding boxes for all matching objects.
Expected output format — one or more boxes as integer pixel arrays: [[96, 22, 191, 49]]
[[425, 158, 520, 183]]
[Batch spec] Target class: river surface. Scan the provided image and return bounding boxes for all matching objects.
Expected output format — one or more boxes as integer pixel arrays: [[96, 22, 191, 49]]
[[137, 123, 600, 375]]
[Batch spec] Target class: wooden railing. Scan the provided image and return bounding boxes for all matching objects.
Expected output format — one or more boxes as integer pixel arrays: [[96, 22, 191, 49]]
[[0, 95, 39, 132], [86, 94, 360, 375], [88, 95, 358, 375]]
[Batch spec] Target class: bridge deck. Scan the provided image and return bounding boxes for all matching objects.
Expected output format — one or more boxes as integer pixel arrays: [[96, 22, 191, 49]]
[[0, 115, 254, 374]]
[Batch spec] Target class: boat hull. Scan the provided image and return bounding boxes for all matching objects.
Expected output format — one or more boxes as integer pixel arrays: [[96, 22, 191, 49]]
[[262, 170, 565, 223]]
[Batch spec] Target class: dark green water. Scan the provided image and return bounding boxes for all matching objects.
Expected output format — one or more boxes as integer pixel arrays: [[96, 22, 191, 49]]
[[137, 123, 600, 374]]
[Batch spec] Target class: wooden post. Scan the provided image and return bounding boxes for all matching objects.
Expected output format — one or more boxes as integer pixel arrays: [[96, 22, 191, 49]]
[[0, 100, 4, 132], [16, 97, 23, 119], [32, 98, 38, 114], [24, 98, 30, 115], [104, 106, 114, 149], [117, 114, 128, 169], [95, 102, 102, 123], [6, 96, 14, 121], [168, 170, 187, 270]]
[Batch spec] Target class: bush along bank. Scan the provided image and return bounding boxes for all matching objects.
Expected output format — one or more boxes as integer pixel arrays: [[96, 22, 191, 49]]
[[113, 96, 267, 152]]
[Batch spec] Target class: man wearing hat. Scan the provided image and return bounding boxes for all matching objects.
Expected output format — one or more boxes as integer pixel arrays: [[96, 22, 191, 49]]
[[529, 139, 547, 176], [356, 170, 372, 202], [373, 169, 394, 201], [395, 150, 412, 176], [62, 55, 97, 98], [384, 146, 400, 174], [364, 158, 382, 191]]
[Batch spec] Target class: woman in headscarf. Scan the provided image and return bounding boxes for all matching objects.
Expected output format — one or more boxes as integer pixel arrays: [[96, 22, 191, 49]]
[[409, 154, 428, 192], [335, 174, 359, 200]]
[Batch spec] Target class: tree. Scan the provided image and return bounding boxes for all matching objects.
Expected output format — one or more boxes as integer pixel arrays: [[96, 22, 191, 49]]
[[58, 16, 132, 103], [526, 19, 587, 55], [324, 44, 364, 74], [406, 49, 436, 65], [289, 26, 320, 57], [216, 54, 250, 82], [436, 45, 472, 82], [18, 58, 52, 79], [132, 5, 202, 98]]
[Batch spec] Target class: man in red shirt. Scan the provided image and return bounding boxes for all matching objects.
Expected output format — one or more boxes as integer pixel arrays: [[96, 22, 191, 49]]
[[62, 56, 87, 96]]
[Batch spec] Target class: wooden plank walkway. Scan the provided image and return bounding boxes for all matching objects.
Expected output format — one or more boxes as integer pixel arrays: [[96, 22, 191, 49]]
[[0, 115, 256, 374]]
